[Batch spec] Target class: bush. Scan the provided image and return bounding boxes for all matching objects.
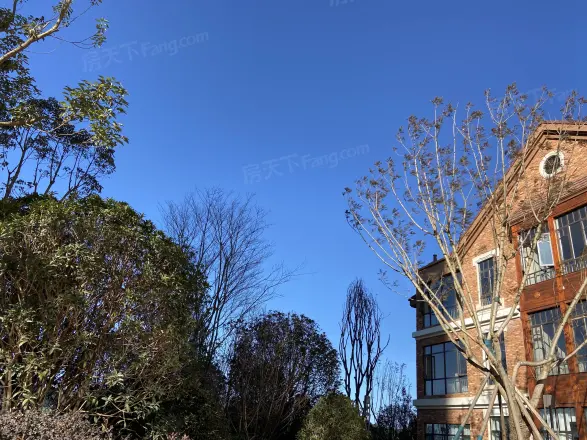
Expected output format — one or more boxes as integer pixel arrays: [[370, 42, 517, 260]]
[[0, 196, 207, 435], [0, 410, 111, 440], [297, 394, 370, 440]]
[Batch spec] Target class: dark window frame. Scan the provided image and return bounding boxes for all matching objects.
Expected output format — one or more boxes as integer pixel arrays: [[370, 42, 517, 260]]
[[425, 423, 471, 440], [519, 225, 555, 286], [555, 204, 587, 275], [422, 274, 460, 328], [539, 407, 577, 439], [424, 342, 468, 396], [478, 256, 497, 306], [529, 308, 569, 376], [490, 416, 510, 440], [571, 301, 587, 372]]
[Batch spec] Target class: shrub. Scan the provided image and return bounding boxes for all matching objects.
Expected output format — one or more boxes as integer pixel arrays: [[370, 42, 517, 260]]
[[297, 394, 370, 440], [0, 410, 112, 440], [0, 196, 207, 435]]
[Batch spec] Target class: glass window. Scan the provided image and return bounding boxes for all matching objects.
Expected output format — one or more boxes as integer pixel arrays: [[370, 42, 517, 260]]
[[519, 226, 556, 286], [423, 274, 459, 328], [490, 416, 510, 440], [424, 342, 468, 396], [539, 408, 576, 440], [425, 424, 470, 440], [556, 205, 587, 275], [530, 308, 569, 376], [571, 301, 587, 372], [479, 257, 497, 306]]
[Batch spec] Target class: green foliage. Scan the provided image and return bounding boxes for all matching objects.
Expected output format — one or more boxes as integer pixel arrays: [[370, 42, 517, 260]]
[[61, 76, 128, 149], [227, 312, 340, 440], [297, 394, 370, 440], [0, 2, 127, 199], [145, 362, 229, 440], [0, 97, 120, 199], [0, 410, 112, 440], [0, 196, 207, 435]]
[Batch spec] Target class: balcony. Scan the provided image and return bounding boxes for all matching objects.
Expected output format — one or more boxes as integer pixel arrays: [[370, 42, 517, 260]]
[[560, 255, 587, 276], [524, 266, 556, 286]]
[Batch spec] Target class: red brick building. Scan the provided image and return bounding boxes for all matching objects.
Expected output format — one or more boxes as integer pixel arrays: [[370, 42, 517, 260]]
[[410, 124, 587, 439]]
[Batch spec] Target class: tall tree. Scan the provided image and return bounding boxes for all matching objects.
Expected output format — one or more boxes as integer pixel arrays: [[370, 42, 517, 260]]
[[0, 195, 207, 436], [339, 279, 389, 419], [162, 188, 293, 364], [345, 84, 586, 438], [226, 312, 340, 440], [0, 2, 128, 199]]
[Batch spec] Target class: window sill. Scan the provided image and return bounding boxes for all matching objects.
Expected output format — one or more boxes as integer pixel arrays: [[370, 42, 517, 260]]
[[476, 304, 493, 312]]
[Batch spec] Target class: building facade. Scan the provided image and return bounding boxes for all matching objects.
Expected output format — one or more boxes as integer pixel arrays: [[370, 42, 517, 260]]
[[410, 124, 587, 440]]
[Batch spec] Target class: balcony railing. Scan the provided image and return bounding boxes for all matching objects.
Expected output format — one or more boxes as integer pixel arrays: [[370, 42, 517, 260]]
[[524, 267, 556, 286], [560, 255, 587, 276]]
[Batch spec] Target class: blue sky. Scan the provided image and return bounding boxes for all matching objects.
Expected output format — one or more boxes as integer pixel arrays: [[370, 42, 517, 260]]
[[27, 0, 585, 390]]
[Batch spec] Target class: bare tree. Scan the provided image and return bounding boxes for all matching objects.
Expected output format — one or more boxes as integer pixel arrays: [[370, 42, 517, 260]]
[[345, 85, 586, 438], [372, 361, 416, 440], [339, 279, 389, 420], [161, 188, 293, 363]]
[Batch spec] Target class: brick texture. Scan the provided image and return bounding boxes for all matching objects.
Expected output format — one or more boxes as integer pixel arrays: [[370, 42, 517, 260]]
[[412, 127, 587, 439]]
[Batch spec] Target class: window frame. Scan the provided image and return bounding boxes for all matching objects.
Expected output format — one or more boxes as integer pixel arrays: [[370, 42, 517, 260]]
[[473, 250, 498, 307], [555, 204, 587, 275], [423, 341, 468, 396], [519, 225, 556, 286], [490, 416, 510, 440], [539, 407, 576, 439], [570, 301, 587, 372], [422, 273, 460, 328], [425, 423, 471, 440], [529, 307, 569, 376]]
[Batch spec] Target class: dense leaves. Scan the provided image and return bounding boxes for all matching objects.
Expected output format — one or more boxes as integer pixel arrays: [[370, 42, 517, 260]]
[[0, 410, 112, 440], [0, 196, 207, 434], [0, 2, 127, 200], [0, 97, 119, 199], [297, 393, 370, 440], [227, 312, 340, 440]]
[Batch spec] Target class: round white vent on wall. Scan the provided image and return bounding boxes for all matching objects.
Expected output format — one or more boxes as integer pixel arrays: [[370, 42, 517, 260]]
[[539, 151, 564, 178]]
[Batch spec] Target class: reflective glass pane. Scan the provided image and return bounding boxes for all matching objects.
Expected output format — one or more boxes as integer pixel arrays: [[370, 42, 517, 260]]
[[433, 353, 444, 378], [432, 379, 445, 395], [446, 378, 457, 394], [538, 239, 554, 266], [559, 235, 573, 261], [570, 222, 586, 258]]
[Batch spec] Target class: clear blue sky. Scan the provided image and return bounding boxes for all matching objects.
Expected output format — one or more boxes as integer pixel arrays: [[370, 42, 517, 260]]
[[28, 0, 585, 389]]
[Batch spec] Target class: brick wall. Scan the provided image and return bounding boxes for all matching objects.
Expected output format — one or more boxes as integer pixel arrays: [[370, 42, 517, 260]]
[[412, 129, 587, 438]]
